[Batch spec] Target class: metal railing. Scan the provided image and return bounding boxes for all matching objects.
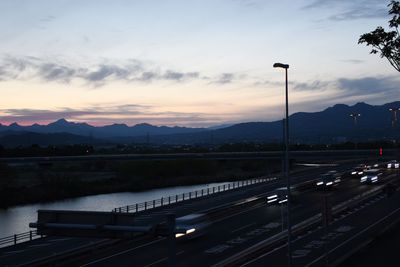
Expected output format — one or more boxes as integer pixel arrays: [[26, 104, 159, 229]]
[[113, 178, 271, 213], [0, 230, 42, 248], [0, 177, 271, 248]]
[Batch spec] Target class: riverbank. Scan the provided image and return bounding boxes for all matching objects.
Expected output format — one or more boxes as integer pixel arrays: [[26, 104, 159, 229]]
[[0, 158, 282, 208]]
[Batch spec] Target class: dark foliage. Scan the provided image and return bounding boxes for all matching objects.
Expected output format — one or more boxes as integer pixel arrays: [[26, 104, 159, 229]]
[[359, 1, 400, 72]]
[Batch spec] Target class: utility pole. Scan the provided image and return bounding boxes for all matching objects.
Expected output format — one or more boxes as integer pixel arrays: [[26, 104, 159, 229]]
[[273, 62, 292, 267], [167, 214, 176, 267], [350, 113, 361, 150], [389, 108, 400, 127]]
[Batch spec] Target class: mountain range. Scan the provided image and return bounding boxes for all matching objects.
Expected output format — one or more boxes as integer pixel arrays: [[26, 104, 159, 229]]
[[0, 101, 399, 147]]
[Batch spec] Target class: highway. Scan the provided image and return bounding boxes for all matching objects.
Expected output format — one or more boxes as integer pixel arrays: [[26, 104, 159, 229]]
[[68, 168, 399, 267], [0, 160, 398, 266], [242, 185, 400, 266]]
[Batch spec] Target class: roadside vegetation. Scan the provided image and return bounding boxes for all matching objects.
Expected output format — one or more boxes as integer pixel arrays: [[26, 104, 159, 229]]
[[0, 141, 396, 157], [0, 140, 396, 208], [0, 158, 282, 209]]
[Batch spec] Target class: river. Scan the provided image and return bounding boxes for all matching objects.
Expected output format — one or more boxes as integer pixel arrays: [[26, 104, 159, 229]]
[[0, 181, 230, 238]]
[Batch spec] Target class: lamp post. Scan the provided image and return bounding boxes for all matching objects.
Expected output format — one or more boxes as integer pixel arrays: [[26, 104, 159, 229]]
[[350, 113, 361, 150], [389, 108, 400, 127], [273, 62, 292, 267], [349, 113, 361, 126]]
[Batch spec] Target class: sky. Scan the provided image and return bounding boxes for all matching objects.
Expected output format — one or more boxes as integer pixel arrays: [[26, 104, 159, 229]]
[[0, 0, 398, 127]]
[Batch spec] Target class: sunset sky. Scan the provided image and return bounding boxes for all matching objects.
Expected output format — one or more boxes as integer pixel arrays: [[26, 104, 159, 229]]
[[0, 0, 398, 127]]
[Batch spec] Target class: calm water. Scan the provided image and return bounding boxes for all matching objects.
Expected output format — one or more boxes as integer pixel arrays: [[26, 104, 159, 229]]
[[0, 182, 230, 238]]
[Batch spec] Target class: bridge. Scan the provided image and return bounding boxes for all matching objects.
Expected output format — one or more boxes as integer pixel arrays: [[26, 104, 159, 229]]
[[0, 156, 399, 266]]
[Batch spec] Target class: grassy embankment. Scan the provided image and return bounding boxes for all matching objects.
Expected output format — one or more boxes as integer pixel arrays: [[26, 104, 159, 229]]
[[0, 159, 282, 208]]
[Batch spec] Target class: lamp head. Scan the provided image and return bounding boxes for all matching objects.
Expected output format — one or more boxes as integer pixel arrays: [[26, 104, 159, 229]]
[[273, 63, 289, 69]]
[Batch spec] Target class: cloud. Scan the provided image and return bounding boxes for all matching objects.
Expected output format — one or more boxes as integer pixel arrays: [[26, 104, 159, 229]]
[[0, 55, 205, 86], [39, 15, 56, 23], [293, 80, 331, 91], [139, 71, 158, 81], [213, 73, 235, 84], [287, 75, 399, 99], [232, 0, 264, 8], [162, 71, 200, 81], [340, 59, 365, 64], [0, 55, 241, 86], [303, 0, 388, 21], [328, 7, 387, 21], [337, 76, 400, 96], [39, 63, 76, 82], [0, 104, 222, 127]]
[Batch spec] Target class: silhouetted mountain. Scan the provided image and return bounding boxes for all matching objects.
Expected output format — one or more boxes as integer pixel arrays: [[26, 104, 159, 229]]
[[0, 101, 399, 146], [126, 101, 400, 144], [207, 124, 234, 130], [0, 119, 207, 138]]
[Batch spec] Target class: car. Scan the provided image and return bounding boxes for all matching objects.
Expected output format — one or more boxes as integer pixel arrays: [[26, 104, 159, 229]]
[[350, 164, 368, 177], [350, 164, 367, 177], [316, 171, 341, 189], [360, 169, 383, 184], [372, 162, 381, 168], [175, 213, 210, 240], [266, 187, 288, 204], [387, 160, 399, 169]]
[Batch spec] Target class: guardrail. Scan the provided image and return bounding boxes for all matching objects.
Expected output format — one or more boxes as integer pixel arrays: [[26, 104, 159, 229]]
[[0, 230, 42, 248], [113, 178, 271, 213], [213, 181, 391, 267], [0, 178, 271, 248]]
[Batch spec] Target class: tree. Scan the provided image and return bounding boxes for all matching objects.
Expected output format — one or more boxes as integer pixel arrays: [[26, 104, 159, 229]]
[[359, 1, 400, 72]]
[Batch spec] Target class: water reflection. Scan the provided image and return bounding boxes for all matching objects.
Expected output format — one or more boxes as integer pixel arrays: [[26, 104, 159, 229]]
[[0, 182, 229, 237]]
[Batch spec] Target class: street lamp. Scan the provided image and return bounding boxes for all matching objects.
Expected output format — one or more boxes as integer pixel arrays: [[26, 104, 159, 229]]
[[349, 113, 361, 150], [273, 62, 292, 267], [389, 108, 400, 127], [349, 113, 361, 126]]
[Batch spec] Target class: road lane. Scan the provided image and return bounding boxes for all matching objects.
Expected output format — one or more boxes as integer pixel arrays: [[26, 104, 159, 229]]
[[0, 160, 386, 266], [72, 163, 396, 267]]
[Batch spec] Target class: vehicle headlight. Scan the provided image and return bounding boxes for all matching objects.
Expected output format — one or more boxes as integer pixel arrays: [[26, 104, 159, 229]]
[[186, 228, 196, 234]]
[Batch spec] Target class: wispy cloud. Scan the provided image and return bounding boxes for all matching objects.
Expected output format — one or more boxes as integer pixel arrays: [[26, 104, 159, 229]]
[[232, 0, 264, 8], [336, 76, 400, 97], [0, 104, 224, 127], [0, 55, 249, 87], [288, 75, 400, 97], [39, 15, 56, 23], [0, 56, 207, 86], [303, 0, 388, 21], [293, 80, 331, 91], [0, 105, 148, 123], [162, 70, 200, 81], [339, 59, 365, 64], [214, 73, 235, 84], [211, 73, 248, 85]]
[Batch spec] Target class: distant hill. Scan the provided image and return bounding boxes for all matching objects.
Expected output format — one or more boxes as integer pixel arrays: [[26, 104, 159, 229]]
[[0, 119, 208, 138], [0, 101, 399, 146], [125, 101, 400, 144]]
